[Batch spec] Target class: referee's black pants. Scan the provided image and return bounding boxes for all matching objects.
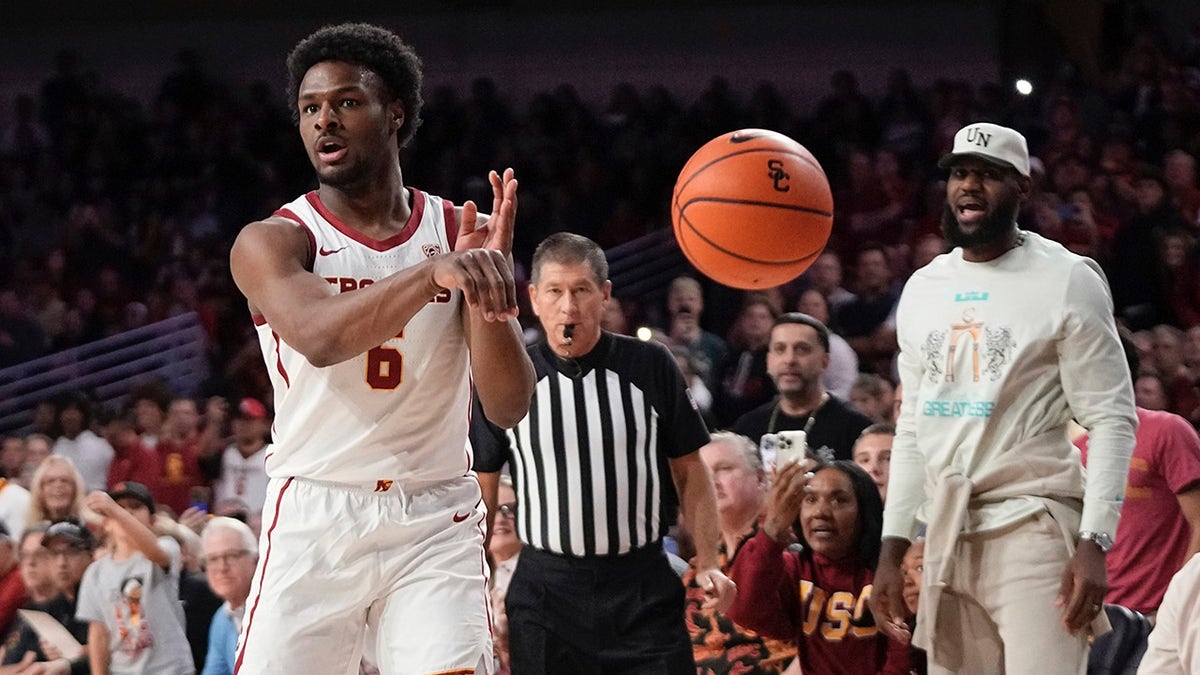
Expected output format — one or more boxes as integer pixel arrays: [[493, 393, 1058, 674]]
[[506, 544, 693, 675]]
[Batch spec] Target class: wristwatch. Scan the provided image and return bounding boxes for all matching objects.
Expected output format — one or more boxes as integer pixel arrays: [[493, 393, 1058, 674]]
[[1079, 531, 1114, 553]]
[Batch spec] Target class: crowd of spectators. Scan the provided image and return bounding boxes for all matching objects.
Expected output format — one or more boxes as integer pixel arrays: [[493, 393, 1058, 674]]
[[0, 10, 1196, 673], [2, 17, 1200, 434]]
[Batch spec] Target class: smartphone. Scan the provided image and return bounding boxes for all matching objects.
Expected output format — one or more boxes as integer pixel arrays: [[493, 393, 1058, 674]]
[[775, 430, 808, 468], [760, 430, 808, 470], [190, 486, 212, 513]]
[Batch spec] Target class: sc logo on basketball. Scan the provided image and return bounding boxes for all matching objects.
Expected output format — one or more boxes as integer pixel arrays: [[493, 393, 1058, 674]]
[[767, 159, 790, 192]]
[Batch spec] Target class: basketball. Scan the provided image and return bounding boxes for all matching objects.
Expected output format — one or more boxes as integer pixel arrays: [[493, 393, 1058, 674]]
[[671, 129, 833, 290]]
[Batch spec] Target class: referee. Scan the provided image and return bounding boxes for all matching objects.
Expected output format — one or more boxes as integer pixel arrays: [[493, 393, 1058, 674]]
[[473, 232, 736, 674]]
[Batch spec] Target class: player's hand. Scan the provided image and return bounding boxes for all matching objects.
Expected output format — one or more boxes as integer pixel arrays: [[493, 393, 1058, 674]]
[[694, 566, 737, 611], [455, 168, 518, 257], [85, 490, 119, 518], [1056, 539, 1108, 634], [871, 537, 913, 645], [762, 459, 816, 541], [430, 248, 518, 322]]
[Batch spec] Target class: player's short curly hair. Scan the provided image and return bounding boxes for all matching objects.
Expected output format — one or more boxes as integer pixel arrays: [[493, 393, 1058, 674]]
[[286, 23, 424, 147]]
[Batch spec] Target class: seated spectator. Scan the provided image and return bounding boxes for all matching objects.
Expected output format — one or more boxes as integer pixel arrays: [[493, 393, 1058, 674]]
[[727, 460, 910, 674], [1159, 227, 1200, 328], [76, 482, 193, 675], [836, 244, 900, 375], [671, 346, 715, 427], [25, 457, 90, 529], [732, 313, 872, 461], [0, 525, 27, 638], [796, 288, 858, 401], [99, 407, 161, 496], [686, 432, 796, 673], [1152, 324, 1199, 419], [1110, 167, 1185, 330], [489, 476, 522, 675], [804, 251, 857, 311], [127, 379, 173, 450], [51, 392, 113, 492], [0, 449, 31, 539], [17, 434, 53, 491], [852, 423, 896, 502], [153, 398, 214, 516], [163, 510, 220, 673], [664, 275, 727, 392], [1135, 373, 1172, 410], [3, 519, 95, 673], [1164, 149, 1200, 226], [1138, 552, 1200, 674], [211, 399, 270, 518], [200, 517, 258, 675], [16, 525, 54, 606], [0, 439, 27, 488], [901, 538, 928, 675], [901, 538, 925, 618], [849, 373, 896, 424], [599, 295, 630, 337], [714, 298, 778, 427]]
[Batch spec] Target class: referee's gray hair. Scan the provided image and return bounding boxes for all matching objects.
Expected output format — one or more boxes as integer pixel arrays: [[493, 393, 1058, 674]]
[[531, 232, 608, 287], [708, 431, 763, 473], [202, 516, 258, 556]]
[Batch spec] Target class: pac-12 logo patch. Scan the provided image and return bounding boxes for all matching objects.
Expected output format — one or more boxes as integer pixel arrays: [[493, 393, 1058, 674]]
[[422, 243, 443, 258]]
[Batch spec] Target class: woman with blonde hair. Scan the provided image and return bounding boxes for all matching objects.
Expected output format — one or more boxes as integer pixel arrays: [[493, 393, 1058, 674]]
[[25, 455, 94, 527]]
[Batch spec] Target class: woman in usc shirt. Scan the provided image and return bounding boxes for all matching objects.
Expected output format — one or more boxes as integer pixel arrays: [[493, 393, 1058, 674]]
[[728, 460, 911, 675]]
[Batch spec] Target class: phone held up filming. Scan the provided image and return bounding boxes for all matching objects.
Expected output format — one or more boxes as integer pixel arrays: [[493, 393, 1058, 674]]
[[760, 430, 812, 471]]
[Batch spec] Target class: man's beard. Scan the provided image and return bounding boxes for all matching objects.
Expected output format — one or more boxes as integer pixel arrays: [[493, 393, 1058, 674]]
[[940, 192, 1019, 249]]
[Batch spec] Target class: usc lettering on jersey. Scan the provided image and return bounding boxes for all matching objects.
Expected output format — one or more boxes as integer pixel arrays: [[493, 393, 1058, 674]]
[[253, 188, 471, 486]]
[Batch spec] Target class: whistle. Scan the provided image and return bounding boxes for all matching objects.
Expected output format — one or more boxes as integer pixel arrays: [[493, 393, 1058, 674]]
[[563, 324, 575, 345]]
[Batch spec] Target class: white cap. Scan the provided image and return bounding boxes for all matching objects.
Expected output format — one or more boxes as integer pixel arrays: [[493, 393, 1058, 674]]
[[937, 122, 1030, 177]]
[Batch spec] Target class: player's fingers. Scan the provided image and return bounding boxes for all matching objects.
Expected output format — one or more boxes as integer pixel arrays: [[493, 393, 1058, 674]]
[[1062, 578, 1092, 632], [1055, 563, 1073, 608], [460, 200, 479, 238], [489, 170, 504, 216], [465, 249, 516, 320]]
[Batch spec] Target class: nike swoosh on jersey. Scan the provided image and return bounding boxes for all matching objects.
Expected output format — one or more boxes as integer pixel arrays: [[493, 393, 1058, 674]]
[[452, 511, 471, 522], [319, 245, 347, 256]]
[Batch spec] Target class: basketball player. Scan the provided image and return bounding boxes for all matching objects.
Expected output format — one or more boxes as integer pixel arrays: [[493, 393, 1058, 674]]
[[227, 23, 536, 674], [869, 122, 1137, 675]]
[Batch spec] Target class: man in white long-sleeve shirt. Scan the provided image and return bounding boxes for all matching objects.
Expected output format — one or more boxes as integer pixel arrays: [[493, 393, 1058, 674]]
[[869, 122, 1137, 675]]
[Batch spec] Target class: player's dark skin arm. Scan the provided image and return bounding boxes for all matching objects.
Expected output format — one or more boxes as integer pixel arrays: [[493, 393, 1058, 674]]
[[872, 535, 913, 644], [458, 171, 536, 428], [478, 470, 501, 569]]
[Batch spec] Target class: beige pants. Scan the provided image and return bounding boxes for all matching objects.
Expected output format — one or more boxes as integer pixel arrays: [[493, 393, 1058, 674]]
[[924, 511, 1088, 675]]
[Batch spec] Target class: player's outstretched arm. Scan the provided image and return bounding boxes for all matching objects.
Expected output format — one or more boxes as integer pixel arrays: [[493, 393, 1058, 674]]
[[477, 470, 501, 568], [458, 169, 535, 428], [231, 213, 520, 368]]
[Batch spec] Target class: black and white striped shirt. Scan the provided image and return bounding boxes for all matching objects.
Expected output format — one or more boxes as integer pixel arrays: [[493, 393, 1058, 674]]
[[472, 331, 710, 557]]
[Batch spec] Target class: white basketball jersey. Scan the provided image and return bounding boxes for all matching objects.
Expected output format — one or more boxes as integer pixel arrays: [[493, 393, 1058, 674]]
[[253, 188, 472, 486]]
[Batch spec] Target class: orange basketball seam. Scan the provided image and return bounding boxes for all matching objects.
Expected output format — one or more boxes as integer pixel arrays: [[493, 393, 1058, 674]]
[[677, 210, 826, 266], [675, 148, 829, 195], [677, 196, 833, 219]]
